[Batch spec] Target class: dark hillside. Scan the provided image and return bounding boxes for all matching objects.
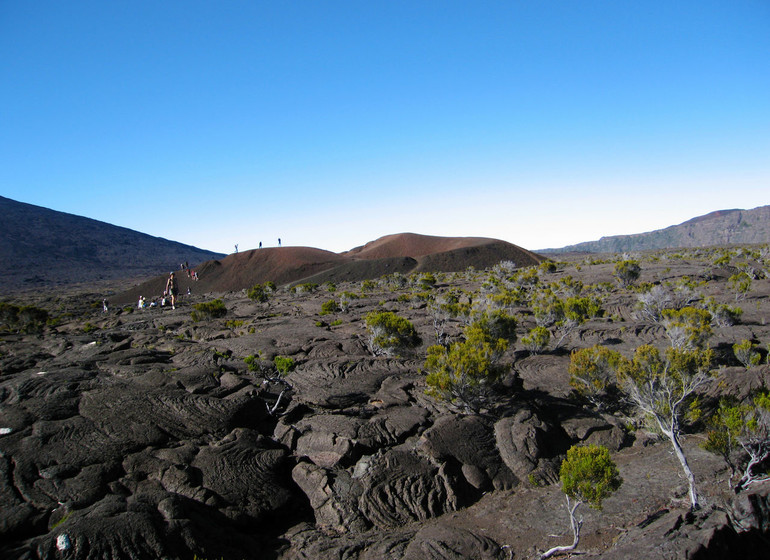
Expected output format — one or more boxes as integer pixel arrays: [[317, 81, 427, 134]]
[[0, 196, 224, 290], [543, 205, 770, 253], [115, 234, 544, 303]]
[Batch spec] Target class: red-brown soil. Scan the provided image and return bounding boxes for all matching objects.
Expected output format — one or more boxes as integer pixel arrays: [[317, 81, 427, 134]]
[[114, 233, 544, 304], [345, 232, 501, 259]]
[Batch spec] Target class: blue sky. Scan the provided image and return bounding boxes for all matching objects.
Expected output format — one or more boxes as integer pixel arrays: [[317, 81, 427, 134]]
[[1, 1, 768, 254]]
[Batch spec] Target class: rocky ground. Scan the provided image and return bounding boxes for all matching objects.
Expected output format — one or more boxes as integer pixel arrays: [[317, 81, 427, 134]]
[[2, 246, 770, 559]]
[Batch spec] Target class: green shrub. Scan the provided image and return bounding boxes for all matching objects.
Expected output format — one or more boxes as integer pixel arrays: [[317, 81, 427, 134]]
[[569, 345, 623, 409], [613, 259, 641, 287], [83, 322, 97, 333], [563, 296, 603, 323], [320, 299, 340, 316], [560, 444, 622, 510], [539, 261, 557, 274], [424, 320, 508, 412], [617, 345, 714, 509], [291, 283, 318, 294], [531, 288, 564, 327], [0, 302, 50, 333], [361, 279, 377, 293], [365, 311, 421, 356], [705, 297, 742, 327], [660, 307, 712, 349], [521, 326, 550, 354], [473, 310, 517, 343], [273, 355, 295, 375], [703, 392, 770, 490], [244, 354, 261, 372], [555, 276, 584, 297], [733, 339, 761, 369], [728, 272, 752, 300], [247, 283, 271, 302], [417, 272, 437, 290], [0, 302, 20, 330], [191, 299, 227, 322]]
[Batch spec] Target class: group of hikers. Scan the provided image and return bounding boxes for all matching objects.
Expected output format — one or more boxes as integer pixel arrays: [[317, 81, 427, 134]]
[[236, 238, 281, 253], [136, 269, 195, 311]]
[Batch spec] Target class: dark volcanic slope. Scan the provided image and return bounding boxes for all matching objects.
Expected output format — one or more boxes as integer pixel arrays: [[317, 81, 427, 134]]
[[113, 233, 543, 303], [544, 205, 770, 253], [343, 233, 543, 275], [345, 232, 511, 259], [116, 234, 544, 302], [117, 247, 348, 304], [0, 196, 224, 290]]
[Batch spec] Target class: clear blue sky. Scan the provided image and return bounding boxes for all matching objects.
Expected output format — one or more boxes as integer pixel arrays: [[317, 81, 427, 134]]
[[2, 1, 768, 254]]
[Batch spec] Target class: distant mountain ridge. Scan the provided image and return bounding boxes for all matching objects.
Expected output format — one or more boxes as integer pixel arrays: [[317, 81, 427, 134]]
[[543, 205, 770, 253], [0, 195, 225, 290]]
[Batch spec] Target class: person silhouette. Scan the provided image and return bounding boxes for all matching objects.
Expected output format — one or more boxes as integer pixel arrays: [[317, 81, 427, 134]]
[[278, 238, 281, 247], [165, 272, 179, 310]]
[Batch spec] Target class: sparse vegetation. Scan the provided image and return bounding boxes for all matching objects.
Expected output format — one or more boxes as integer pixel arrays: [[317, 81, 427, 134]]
[[704, 391, 770, 491], [733, 339, 762, 369], [613, 259, 641, 287], [191, 299, 227, 321], [247, 282, 272, 302], [5, 241, 770, 558], [320, 299, 340, 315], [569, 345, 623, 410], [728, 271, 752, 300], [705, 297, 742, 327], [364, 311, 421, 356], [660, 307, 712, 350], [540, 444, 622, 559], [0, 302, 50, 333], [521, 326, 551, 354], [273, 355, 295, 375], [425, 319, 509, 413], [291, 282, 318, 294], [617, 345, 714, 509]]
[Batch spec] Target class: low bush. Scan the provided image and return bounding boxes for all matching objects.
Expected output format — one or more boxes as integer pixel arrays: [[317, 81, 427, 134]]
[[291, 283, 318, 294], [425, 320, 508, 413], [320, 299, 340, 315], [361, 279, 377, 294], [0, 302, 50, 333], [191, 299, 227, 322], [247, 283, 272, 302], [365, 311, 421, 356], [569, 345, 623, 409], [706, 298, 742, 327], [521, 326, 550, 354], [613, 259, 641, 287], [274, 355, 295, 375], [733, 339, 762, 369], [660, 307, 712, 350], [728, 271, 752, 300]]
